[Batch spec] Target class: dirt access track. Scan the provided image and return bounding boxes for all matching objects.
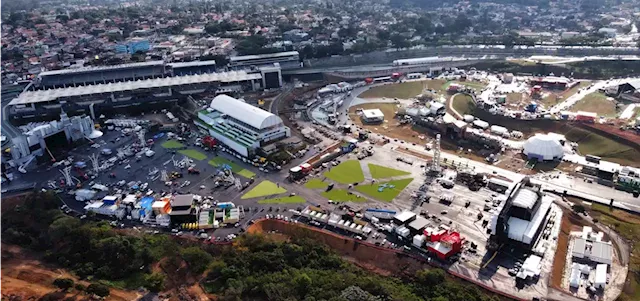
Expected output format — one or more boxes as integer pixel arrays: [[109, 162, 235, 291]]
[[248, 219, 527, 301], [1, 243, 141, 301]]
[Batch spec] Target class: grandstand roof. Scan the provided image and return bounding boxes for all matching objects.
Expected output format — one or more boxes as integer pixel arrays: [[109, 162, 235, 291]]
[[209, 94, 282, 130], [230, 51, 299, 62], [9, 71, 262, 105], [38, 61, 165, 77], [169, 60, 216, 68], [621, 79, 640, 90]]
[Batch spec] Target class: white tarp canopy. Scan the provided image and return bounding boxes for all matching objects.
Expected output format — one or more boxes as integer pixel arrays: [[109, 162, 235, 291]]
[[523, 133, 564, 161]]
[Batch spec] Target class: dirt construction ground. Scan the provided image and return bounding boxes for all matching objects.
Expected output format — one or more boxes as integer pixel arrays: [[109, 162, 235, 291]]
[[1, 243, 141, 301]]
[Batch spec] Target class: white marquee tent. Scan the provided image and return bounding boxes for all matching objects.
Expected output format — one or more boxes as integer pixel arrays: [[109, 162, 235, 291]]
[[523, 134, 564, 161]]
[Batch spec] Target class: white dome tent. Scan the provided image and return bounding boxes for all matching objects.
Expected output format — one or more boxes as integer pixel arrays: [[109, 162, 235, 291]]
[[523, 134, 565, 161]]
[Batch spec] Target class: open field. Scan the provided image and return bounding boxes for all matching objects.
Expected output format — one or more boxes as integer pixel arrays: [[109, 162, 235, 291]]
[[321, 189, 367, 202], [505, 92, 527, 108], [324, 160, 365, 184], [178, 149, 207, 161], [589, 204, 640, 301], [368, 163, 410, 179], [451, 94, 476, 116], [161, 140, 184, 149], [563, 127, 639, 164], [349, 103, 399, 126], [448, 80, 487, 91], [542, 81, 591, 108], [304, 178, 328, 189], [241, 180, 286, 199], [354, 178, 413, 202], [208, 157, 256, 178], [258, 195, 306, 204], [570, 92, 616, 117], [359, 81, 425, 99]]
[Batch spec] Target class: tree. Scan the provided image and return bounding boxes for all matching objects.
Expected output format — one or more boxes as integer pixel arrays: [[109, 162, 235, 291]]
[[572, 204, 586, 214], [53, 278, 74, 291], [180, 247, 213, 274], [200, 54, 228, 67], [56, 14, 69, 23], [416, 268, 445, 287], [376, 30, 390, 42], [390, 34, 410, 49], [144, 272, 165, 292], [293, 273, 312, 295], [86, 283, 110, 297]]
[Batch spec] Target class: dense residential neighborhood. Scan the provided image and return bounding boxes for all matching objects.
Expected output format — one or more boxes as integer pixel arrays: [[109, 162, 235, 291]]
[[2, 0, 640, 83]]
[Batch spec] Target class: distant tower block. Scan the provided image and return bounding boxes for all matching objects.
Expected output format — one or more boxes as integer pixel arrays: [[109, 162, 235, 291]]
[[431, 134, 441, 175]]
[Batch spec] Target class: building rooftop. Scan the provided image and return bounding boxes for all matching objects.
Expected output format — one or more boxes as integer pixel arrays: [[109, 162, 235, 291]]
[[408, 216, 430, 231], [394, 211, 416, 223], [38, 61, 165, 77], [507, 194, 553, 245], [208, 94, 282, 131], [172, 194, 194, 207], [511, 188, 538, 210], [9, 70, 262, 105], [169, 60, 217, 68], [230, 51, 299, 62]]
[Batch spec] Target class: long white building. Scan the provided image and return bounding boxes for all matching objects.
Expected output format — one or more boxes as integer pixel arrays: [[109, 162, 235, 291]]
[[196, 95, 290, 157]]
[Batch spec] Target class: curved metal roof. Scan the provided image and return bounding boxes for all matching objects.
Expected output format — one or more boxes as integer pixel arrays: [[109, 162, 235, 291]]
[[209, 94, 283, 130]]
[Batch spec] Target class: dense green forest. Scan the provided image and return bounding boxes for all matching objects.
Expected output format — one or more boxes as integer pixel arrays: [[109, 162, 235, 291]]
[[2, 192, 500, 301]]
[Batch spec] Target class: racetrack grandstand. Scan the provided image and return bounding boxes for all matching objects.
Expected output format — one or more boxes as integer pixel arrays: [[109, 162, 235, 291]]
[[8, 68, 273, 122], [33, 61, 169, 90]]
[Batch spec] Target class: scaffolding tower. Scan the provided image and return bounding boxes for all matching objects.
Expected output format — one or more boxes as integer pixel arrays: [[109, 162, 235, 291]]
[[60, 166, 75, 186], [89, 153, 101, 174], [428, 134, 442, 175]]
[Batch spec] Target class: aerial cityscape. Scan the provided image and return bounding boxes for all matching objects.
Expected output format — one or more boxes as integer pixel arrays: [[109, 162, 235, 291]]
[[2, 0, 640, 300]]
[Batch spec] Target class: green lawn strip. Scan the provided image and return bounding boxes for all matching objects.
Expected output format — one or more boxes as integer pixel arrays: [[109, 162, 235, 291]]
[[321, 189, 367, 202], [237, 169, 256, 178], [354, 178, 413, 202], [451, 94, 476, 116], [358, 81, 424, 99], [304, 178, 328, 189], [208, 157, 256, 178], [161, 140, 184, 149], [178, 149, 208, 161], [208, 157, 241, 170], [241, 180, 287, 199], [324, 160, 365, 184], [258, 195, 306, 204], [368, 163, 411, 179]]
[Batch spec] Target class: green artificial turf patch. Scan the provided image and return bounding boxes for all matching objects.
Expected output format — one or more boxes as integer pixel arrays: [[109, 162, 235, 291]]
[[241, 180, 287, 199]]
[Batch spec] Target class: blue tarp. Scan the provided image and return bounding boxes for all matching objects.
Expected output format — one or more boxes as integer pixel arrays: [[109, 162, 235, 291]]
[[139, 196, 154, 213]]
